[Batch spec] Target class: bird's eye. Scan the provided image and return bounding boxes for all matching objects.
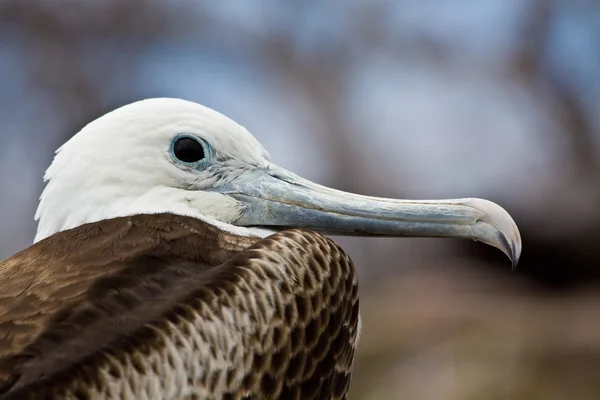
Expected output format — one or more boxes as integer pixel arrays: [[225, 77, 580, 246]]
[[172, 137, 206, 163]]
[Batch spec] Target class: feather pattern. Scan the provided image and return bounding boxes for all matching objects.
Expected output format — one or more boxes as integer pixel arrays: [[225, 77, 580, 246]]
[[0, 214, 359, 399]]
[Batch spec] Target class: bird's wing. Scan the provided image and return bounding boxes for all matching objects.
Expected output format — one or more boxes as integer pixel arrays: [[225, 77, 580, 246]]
[[0, 228, 359, 399], [0, 214, 255, 395]]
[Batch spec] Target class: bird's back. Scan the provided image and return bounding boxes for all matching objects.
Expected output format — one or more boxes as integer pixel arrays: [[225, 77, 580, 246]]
[[0, 214, 359, 399]]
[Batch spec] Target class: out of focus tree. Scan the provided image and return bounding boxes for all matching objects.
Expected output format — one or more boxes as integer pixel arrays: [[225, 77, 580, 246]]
[[1, 1, 600, 398]]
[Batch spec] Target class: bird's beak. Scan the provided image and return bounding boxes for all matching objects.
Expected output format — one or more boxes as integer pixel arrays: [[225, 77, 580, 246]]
[[214, 166, 521, 267]]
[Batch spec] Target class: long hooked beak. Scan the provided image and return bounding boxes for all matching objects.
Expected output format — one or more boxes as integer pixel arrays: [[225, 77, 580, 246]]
[[215, 165, 522, 267]]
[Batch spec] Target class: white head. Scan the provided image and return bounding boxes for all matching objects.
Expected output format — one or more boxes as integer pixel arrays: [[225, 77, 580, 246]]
[[35, 98, 272, 241], [34, 97, 521, 267]]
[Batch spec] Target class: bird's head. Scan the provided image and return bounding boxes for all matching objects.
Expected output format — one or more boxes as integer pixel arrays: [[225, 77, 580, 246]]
[[35, 98, 521, 266]]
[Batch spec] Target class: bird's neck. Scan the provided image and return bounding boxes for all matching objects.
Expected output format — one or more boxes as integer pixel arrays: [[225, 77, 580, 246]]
[[34, 183, 263, 243]]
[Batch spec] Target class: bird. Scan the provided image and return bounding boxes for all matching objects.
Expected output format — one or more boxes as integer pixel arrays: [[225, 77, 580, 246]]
[[0, 98, 521, 399]]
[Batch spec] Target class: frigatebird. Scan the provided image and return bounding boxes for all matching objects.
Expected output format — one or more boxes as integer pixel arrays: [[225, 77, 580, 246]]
[[0, 98, 520, 399]]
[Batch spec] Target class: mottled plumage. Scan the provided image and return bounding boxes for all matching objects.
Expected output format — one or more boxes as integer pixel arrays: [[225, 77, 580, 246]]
[[0, 214, 358, 399]]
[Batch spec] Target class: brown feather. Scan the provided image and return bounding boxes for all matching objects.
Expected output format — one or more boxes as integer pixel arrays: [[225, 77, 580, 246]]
[[0, 214, 359, 399]]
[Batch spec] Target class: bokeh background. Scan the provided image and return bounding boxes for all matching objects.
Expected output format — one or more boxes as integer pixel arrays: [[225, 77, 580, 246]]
[[1, 1, 600, 399]]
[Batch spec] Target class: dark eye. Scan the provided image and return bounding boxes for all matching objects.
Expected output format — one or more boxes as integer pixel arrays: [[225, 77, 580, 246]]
[[173, 137, 205, 163]]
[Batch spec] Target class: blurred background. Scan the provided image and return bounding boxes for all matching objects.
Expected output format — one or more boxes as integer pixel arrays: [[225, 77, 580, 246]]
[[0, 0, 599, 398]]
